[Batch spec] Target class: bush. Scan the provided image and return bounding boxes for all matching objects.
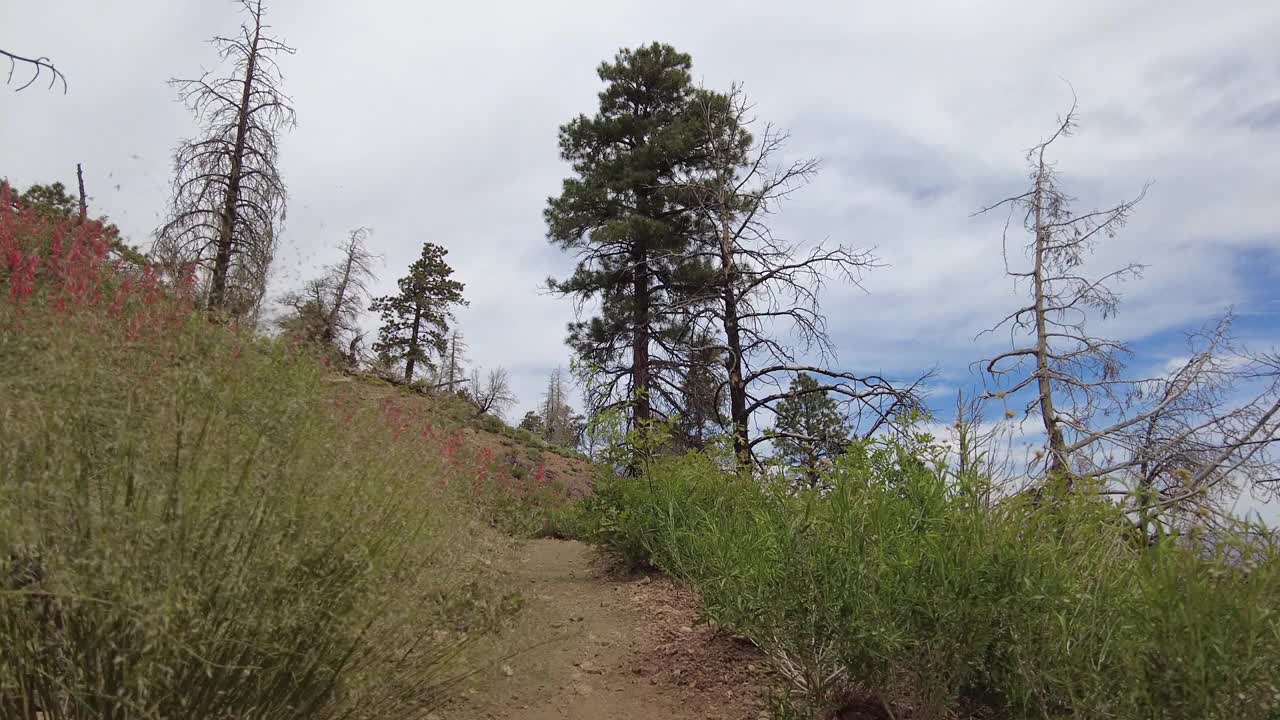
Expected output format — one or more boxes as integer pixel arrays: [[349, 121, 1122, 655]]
[[575, 433, 1280, 719], [0, 189, 518, 719]]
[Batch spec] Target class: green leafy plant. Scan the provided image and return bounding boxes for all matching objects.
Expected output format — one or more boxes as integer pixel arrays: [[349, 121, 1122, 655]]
[[574, 425, 1280, 719]]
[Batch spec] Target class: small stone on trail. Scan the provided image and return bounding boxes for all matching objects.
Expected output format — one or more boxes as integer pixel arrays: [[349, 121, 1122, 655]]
[[501, 664, 514, 677], [639, 576, 651, 585], [679, 625, 693, 634]]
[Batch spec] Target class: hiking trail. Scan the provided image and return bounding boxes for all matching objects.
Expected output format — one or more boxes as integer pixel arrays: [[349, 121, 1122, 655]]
[[439, 539, 772, 720]]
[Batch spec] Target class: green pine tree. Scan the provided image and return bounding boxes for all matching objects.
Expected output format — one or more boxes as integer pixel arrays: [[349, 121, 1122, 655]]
[[545, 43, 723, 428], [369, 243, 466, 383], [772, 373, 851, 487]]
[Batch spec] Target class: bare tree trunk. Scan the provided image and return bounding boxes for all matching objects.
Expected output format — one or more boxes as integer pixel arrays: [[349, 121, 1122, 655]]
[[446, 332, 462, 388], [719, 209, 750, 467], [447, 338, 456, 386], [158, 0, 293, 319], [1030, 152, 1067, 475], [405, 304, 422, 383], [75, 163, 87, 225], [324, 238, 356, 342], [208, 0, 264, 311]]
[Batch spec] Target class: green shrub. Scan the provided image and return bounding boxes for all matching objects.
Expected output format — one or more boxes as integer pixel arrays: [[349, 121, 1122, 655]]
[[576, 434, 1280, 719], [0, 203, 519, 719], [476, 413, 506, 435]]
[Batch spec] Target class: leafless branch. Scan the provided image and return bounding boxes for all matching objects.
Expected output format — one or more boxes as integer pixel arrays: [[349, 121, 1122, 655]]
[[2, 47, 66, 92]]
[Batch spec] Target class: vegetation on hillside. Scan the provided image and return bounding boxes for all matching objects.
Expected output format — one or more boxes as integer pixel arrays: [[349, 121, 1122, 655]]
[[0, 184, 563, 718], [3, 6, 1279, 718], [565, 425, 1280, 719]]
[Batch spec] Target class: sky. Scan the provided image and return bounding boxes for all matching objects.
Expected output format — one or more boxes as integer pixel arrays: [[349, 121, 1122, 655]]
[[3, 0, 1278, 512]]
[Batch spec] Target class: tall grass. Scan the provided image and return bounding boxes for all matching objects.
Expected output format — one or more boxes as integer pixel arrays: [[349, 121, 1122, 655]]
[[574, 432, 1280, 719], [0, 186, 519, 719]]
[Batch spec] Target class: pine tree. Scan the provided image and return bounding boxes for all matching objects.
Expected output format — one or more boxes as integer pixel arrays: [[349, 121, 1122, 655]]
[[518, 411, 544, 435], [771, 373, 850, 487], [546, 43, 721, 429], [369, 243, 466, 383], [674, 334, 727, 451]]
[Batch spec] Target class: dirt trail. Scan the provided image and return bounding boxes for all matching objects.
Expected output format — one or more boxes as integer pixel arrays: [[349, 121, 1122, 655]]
[[441, 539, 772, 720]]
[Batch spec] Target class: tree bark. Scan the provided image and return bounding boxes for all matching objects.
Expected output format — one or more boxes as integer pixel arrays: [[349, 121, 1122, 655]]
[[405, 303, 422, 383], [75, 163, 87, 225], [208, 0, 263, 311], [632, 245, 652, 427], [324, 245, 354, 343], [718, 208, 750, 468], [1031, 153, 1067, 474]]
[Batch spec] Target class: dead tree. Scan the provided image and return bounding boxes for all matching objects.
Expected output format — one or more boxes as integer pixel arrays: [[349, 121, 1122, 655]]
[[2, 47, 65, 92], [977, 100, 1146, 477], [156, 0, 295, 317], [278, 227, 376, 354], [322, 227, 376, 344], [75, 164, 87, 225], [541, 367, 579, 447], [678, 86, 925, 468], [437, 330, 469, 392], [1084, 322, 1280, 533], [468, 367, 517, 419], [979, 104, 1279, 525]]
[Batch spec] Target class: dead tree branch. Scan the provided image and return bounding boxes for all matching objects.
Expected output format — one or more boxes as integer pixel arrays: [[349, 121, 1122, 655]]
[[2, 47, 66, 92]]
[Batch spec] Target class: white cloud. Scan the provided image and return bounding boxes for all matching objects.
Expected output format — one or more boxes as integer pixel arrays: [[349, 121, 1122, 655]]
[[3, 0, 1277, 421]]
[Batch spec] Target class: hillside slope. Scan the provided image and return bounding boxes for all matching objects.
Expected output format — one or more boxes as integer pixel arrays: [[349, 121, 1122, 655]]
[[333, 374, 597, 501]]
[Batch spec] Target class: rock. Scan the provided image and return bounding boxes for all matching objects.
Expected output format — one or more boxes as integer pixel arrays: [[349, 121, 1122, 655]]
[[570, 614, 585, 623], [578, 660, 603, 674], [639, 576, 652, 585], [573, 682, 593, 696], [501, 664, 514, 677], [679, 625, 693, 634]]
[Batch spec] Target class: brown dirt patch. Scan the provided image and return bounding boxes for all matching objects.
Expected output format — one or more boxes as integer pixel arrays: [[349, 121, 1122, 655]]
[[438, 539, 772, 720]]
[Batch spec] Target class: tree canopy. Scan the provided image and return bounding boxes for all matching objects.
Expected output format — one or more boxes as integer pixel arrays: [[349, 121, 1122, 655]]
[[370, 242, 466, 383], [546, 42, 723, 430], [771, 373, 851, 487]]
